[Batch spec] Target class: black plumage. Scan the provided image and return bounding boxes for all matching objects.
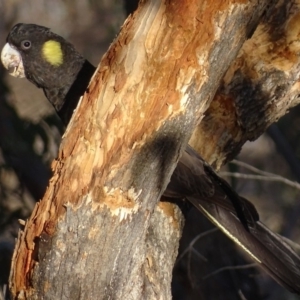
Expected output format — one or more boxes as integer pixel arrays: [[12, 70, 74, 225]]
[[2, 23, 96, 123]]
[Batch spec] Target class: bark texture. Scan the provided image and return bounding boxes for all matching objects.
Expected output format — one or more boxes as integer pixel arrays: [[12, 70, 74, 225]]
[[190, 0, 300, 166], [181, 1, 300, 298], [9, 0, 279, 299]]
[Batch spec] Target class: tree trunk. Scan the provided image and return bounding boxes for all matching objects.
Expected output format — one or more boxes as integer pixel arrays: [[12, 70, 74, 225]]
[[8, 0, 293, 299]]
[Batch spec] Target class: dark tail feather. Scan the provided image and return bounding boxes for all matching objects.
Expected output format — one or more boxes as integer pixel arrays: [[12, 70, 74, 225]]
[[203, 162, 257, 231], [188, 196, 300, 294]]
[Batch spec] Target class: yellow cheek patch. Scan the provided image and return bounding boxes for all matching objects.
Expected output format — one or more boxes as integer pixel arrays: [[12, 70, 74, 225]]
[[42, 40, 63, 66]]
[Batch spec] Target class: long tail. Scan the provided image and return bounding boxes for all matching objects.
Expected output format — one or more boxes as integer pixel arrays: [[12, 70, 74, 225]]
[[187, 195, 300, 294], [164, 145, 300, 294]]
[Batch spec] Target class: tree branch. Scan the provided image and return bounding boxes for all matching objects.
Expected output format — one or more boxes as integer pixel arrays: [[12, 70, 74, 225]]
[[8, 0, 277, 299]]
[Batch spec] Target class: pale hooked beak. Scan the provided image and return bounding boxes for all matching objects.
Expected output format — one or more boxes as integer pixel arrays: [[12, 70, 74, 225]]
[[1, 43, 25, 78]]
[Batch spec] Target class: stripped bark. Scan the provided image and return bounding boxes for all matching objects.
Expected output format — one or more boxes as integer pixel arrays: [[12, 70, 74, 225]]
[[9, 0, 275, 299], [190, 0, 300, 167]]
